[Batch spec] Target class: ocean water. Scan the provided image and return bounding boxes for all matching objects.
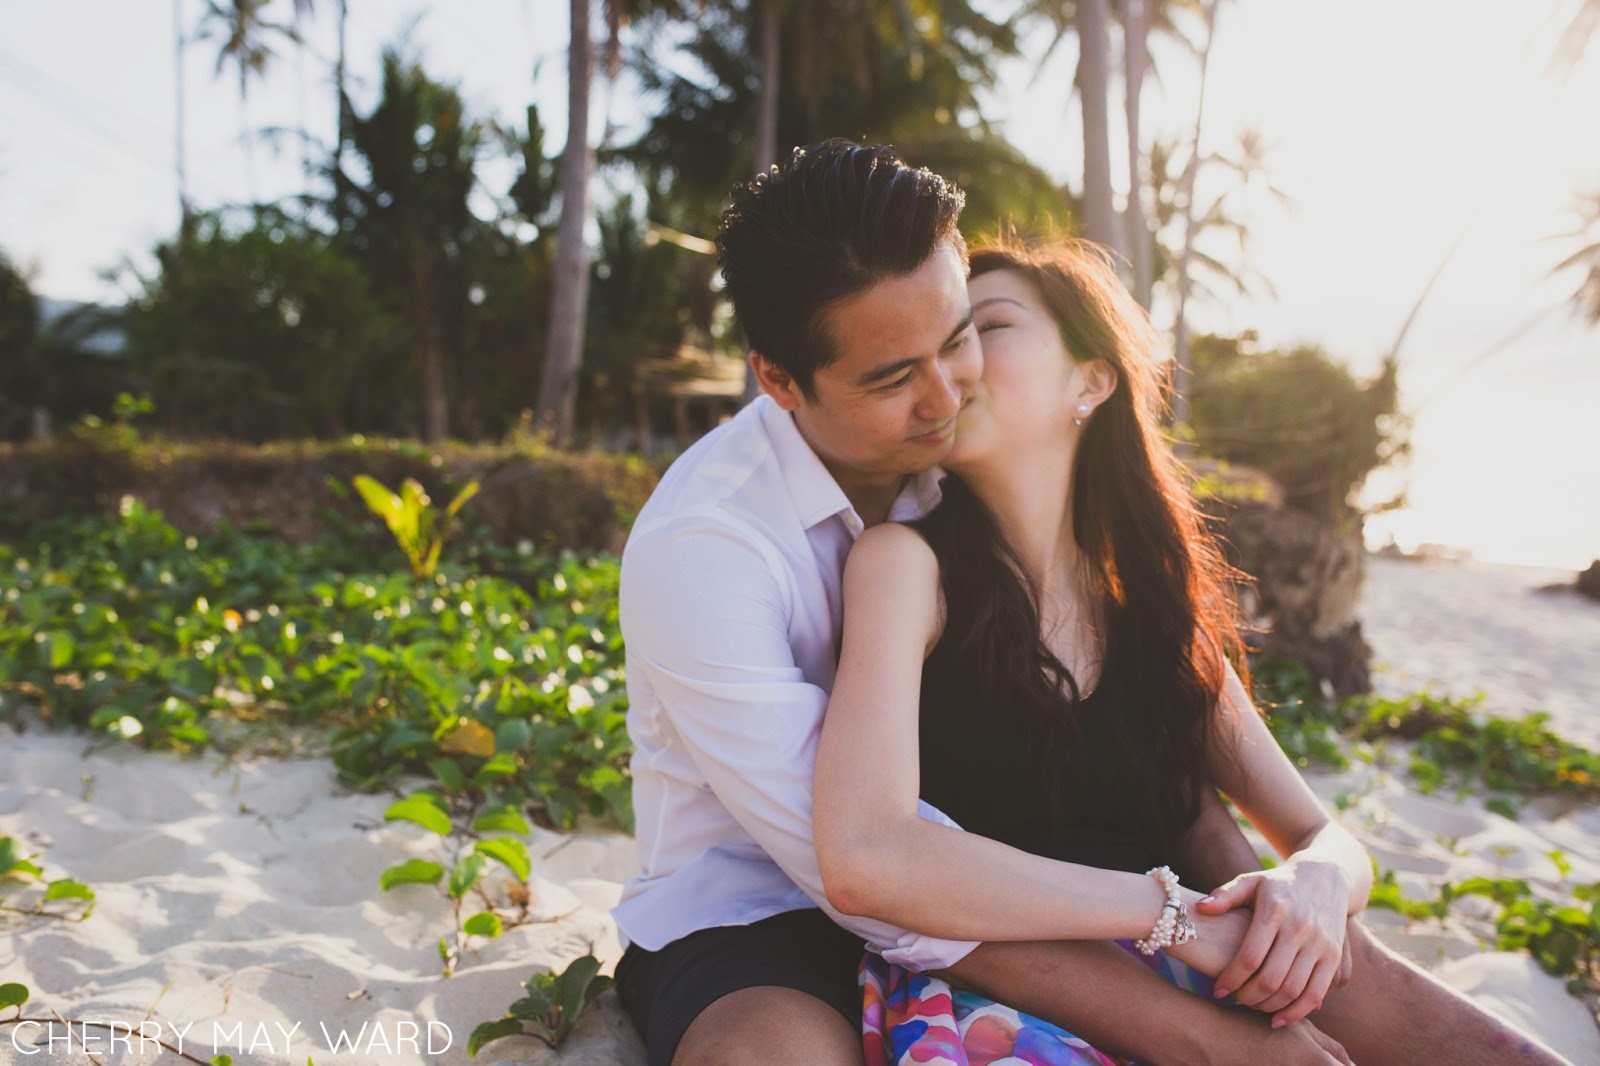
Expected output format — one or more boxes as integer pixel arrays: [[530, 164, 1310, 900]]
[[1363, 364, 1600, 573]]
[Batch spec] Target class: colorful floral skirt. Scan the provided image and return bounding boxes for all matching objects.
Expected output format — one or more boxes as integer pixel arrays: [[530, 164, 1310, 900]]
[[859, 940, 1220, 1066]]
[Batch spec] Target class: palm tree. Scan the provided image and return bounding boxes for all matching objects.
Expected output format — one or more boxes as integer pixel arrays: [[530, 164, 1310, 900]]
[[1122, 0, 1151, 306], [1073, 0, 1119, 254], [1169, 0, 1221, 432], [1019, 0, 1204, 282], [1551, 0, 1600, 77], [1555, 189, 1600, 323], [536, 0, 595, 444], [174, 0, 192, 232], [342, 48, 483, 442], [194, 0, 303, 204]]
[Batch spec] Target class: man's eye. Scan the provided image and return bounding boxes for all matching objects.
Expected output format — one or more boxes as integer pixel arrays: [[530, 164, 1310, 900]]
[[880, 371, 914, 391]]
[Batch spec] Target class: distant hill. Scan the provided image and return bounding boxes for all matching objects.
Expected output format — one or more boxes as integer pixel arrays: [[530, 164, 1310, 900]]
[[37, 296, 125, 355]]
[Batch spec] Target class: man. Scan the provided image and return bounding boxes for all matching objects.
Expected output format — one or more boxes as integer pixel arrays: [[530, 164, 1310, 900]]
[[611, 140, 1558, 1066]]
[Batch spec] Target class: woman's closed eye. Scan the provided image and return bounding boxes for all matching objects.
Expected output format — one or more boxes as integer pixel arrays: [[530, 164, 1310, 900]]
[[977, 320, 1009, 334]]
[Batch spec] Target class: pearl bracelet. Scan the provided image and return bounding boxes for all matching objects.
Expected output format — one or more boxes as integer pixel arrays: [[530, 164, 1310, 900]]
[[1134, 865, 1197, 956]]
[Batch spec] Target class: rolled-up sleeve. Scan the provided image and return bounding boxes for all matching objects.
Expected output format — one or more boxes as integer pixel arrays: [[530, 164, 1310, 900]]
[[620, 516, 978, 971]]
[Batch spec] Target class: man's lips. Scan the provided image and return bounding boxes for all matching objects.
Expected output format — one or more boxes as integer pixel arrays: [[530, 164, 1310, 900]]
[[910, 418, 955, 444]]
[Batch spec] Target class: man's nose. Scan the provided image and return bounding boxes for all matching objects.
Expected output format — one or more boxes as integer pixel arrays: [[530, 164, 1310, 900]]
[[917, 359, 963, 421]]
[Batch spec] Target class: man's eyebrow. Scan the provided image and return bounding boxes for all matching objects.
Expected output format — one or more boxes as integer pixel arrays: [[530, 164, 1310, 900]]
[[853, 308, 975, 388]]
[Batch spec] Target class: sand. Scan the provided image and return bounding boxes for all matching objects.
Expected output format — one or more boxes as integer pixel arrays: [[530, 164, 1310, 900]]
[[0, 728, 643, 1065], [2, 554, 1597, 1063], [1360, 556, 1600, 747]]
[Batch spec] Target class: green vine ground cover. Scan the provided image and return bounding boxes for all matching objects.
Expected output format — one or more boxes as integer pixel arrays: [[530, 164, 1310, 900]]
[[0, 498, 631, 1055], [6, 502, 1600, 1035], [1254, 654, 1600, 1005], [0, 497, 633, 831]]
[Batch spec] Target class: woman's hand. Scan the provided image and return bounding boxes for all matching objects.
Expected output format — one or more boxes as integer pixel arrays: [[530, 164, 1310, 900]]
[[1194, 858, 1354, 1027]]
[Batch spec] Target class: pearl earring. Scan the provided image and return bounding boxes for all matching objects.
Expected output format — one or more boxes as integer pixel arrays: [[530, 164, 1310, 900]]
[[1075, 402, 1091, 427]]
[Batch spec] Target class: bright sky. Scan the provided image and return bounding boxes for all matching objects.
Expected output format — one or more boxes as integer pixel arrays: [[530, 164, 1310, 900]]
[[4, 1, 1597, 568]]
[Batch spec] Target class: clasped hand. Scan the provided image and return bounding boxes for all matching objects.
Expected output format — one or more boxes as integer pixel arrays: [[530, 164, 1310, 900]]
[[1174, 859, 1355, 1027]]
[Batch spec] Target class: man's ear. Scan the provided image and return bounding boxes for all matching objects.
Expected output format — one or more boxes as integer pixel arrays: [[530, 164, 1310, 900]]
[[750, 351, 804, 412], [1076, 358, 1119, 409]]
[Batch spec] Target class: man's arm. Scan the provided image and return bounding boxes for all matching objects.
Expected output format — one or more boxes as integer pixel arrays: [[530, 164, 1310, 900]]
[[620, 517, 978, 971], [936, 940, 1350, 1066], [1176, 784, 1267, 892]]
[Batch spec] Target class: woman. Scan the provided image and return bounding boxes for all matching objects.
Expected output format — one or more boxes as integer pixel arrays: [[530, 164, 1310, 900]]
[[813, 237, 1572, 1066]]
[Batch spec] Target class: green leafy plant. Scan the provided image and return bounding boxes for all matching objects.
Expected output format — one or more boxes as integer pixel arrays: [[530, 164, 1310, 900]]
[[380, 788, 540, 976], [1251, 654, 1351, 769], [1355, 692, 1600, 800], [468, 955, 612, 1054], [1248, 662, 1600, 807], [0, 835, 94, 921], [1368, 868, 1600, 997], [0, 507, 633, 829], [351, 474, 480, 581]]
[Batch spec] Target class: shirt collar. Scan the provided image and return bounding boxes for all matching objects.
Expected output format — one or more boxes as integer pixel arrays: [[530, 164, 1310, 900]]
[[758, 396, 947, 536]]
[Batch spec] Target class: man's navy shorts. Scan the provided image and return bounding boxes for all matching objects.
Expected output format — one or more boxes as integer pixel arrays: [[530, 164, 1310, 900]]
[[614, 907, 867, 1065]]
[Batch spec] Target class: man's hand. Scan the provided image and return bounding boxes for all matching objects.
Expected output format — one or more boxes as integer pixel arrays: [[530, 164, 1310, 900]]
[[1194, 858, 1354, 1027], [1229, 1019, 1353, 1066]]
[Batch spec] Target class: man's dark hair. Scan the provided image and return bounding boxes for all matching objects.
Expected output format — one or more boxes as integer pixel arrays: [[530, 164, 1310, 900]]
[[715, 139, 967, 399]]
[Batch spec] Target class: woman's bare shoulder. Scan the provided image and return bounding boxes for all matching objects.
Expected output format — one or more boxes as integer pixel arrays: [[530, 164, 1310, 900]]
[[847, 521, 940, 581]]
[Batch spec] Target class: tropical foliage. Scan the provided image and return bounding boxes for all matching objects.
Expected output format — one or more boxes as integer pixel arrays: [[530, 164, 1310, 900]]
[[4, 0, 1317, 448], [1187, 332, 1406, 526]]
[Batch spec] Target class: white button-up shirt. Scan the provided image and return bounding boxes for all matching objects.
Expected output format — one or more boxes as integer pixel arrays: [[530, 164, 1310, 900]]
[[613, 395, 979, 972]]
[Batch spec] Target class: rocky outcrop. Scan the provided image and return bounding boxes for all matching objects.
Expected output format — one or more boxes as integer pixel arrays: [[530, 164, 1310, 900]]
[[1577, 561, 1600, 604], [1215, 499, 1372, 698]]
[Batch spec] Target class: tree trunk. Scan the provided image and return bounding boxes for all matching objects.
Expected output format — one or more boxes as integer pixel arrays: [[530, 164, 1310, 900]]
[[536, 0, 593, 445], [1075, 0, 1119, 255], [414, 258, 451, 442], [333, 0, 348, 233], [755, 0, 780, 176], [1171, 0, 1223, 438], [1122, 0, 1152, 308], [741, 0, 782, 405], [173, 0, 190, 228]]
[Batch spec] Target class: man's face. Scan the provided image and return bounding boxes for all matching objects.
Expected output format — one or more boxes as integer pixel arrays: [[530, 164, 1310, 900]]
[[784, 240, 981, 485]]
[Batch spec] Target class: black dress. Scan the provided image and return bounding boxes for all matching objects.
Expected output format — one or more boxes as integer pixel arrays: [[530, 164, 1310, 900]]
[[917, 646, 1164, 876]]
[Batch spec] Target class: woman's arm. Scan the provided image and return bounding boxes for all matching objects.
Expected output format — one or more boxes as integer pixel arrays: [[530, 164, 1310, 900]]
[[1196, 660, 1374, 1023], [812, 523, 1244, 964]]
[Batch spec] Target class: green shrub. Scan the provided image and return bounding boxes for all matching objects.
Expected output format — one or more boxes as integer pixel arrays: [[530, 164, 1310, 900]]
[[0, 502, 632, 830]]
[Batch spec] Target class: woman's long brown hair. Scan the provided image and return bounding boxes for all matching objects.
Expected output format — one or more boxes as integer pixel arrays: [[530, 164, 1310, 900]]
[[912, 236, 1245, 856]]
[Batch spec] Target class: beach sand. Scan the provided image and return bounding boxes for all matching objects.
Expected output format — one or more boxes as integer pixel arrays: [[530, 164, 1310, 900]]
[[1361, 556, 1600, 747], [3, 555, 1598, 1063]]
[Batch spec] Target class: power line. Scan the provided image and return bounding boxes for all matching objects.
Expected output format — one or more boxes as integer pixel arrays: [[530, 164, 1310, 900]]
[[0, 55, 172, 179], [1412, 304, 1567, 413], [0, 46, 170, 147]]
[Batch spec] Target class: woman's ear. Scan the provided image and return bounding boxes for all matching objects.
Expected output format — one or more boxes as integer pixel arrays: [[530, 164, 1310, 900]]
[[750, 351, 804, 411], [1076, 358, 1119, 409]]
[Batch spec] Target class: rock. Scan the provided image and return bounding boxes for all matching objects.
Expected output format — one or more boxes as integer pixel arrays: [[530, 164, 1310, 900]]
[[1216, 500, 1372, 697], [1576, 560, 1600, 603]]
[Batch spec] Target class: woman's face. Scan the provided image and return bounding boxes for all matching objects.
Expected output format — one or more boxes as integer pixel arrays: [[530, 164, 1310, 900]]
[[948, 268, 1084, 470]]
